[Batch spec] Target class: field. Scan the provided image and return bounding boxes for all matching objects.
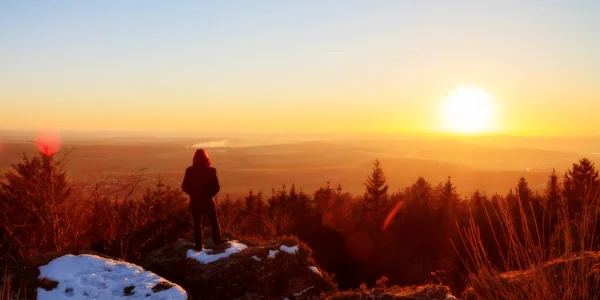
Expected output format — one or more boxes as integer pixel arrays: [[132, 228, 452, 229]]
[[2, 132, 598, 199]]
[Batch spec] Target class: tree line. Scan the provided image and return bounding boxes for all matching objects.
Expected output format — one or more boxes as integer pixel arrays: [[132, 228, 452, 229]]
[[215, 158, 600, 291], [1, 153, 599, 294]]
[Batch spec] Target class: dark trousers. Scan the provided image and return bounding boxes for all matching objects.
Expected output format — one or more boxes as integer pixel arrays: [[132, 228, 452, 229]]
[[190, 198, 222, 248]]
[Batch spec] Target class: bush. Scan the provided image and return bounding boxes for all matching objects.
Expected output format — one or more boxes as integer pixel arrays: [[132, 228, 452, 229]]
[[1, 153, 192, 266], [93, 180, 192, 262], [0, 153, 87, 260]]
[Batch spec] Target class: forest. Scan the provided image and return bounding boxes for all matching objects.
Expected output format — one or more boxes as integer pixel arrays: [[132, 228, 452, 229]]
[[1, 152, 599, 296]]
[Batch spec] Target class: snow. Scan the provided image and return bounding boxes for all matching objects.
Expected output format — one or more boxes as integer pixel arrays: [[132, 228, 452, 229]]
[[186, 240, 248, 264], [36, 254, 187, 300], [293, 286, 314, 297], [267, 244, 299, 259], [279, 245, 299, 254], [308, 266, 322, 277], [283, 286, 314, 299], [251, 255, 261, 261]]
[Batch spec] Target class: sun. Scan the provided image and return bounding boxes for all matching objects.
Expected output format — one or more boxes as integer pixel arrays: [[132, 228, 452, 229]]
[[438, 86, 496, 134]]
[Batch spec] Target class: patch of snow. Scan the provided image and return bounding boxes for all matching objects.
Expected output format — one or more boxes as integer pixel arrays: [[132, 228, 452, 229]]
[[293, 286, 314, 297], [37, 254, 187, 300], [187, 241, 248, 264], [279, 245, 299, 254], [267, 245, 298, 259], [251, 255, 261, 261], [308, 266, 322, 277]]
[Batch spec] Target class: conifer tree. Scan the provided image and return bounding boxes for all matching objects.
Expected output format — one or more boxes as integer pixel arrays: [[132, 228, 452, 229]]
[[362, 159, 389, 227], [437, 176, 459, 213], [563, 158, 600, 217], [543, 169, 562, 249], [545, 169, 561, 209], [1, 153, 72, 256], [517, 177, 533, 205]]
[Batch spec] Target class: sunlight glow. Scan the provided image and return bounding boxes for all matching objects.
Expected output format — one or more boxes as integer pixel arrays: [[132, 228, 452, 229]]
[[36, 129, 61, 156], [438, 86, 497, 134]]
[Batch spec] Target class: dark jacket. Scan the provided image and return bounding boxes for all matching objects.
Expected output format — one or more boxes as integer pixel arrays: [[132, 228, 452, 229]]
[[182, 166, 220, 201]]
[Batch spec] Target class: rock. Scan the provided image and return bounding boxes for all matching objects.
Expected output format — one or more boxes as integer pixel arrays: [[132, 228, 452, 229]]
[[9, 250, 188, 300], [123, 285, 136, 296], [38, 277, 59, 291], [330, 284, 456, 300], [141, 237, 336, 300], [153, 281, 176, 293], [9, 250, 99, 299]]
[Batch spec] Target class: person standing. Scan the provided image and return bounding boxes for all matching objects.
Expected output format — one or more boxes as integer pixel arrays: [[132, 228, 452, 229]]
[[182, 149, 227, 250]]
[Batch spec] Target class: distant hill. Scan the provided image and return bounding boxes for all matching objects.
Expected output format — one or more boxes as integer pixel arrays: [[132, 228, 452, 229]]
[[1, 136, 598, 198]]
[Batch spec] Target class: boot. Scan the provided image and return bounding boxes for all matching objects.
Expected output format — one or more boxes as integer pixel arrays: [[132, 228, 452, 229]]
[[193, 243, 203, 251]]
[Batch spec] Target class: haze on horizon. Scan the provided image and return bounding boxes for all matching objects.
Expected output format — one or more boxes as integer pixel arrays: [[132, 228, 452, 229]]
[[1, 1, 599, 136]]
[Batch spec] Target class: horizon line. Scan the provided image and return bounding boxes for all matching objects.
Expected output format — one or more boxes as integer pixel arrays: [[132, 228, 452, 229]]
[[2, 129, 600, 140]]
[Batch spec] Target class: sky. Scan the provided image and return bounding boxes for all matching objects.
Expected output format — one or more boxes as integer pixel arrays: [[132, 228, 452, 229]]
[[1, 1, 599, 136]]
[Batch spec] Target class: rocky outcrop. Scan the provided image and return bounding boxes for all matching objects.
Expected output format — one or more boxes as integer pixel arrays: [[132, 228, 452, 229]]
[[8, 250, 99, 299], [6, 238, 458, 300], [8, 250, 188, 300], [141, 237, 336, 300]]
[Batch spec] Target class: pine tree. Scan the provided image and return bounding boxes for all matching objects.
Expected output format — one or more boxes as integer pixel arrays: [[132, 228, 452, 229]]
[[544, 169, 561, 218], [517, 177, 533, 205], [314, 181, 334, 216], [511, 177, 545, 246], [563, 158, 600, 218], [435, 177, 461, 260], [470, 190, 486, 214], [289, 183, 298, 202], [408, 177, 434, 210], [362, 159, 389, 227], [2, 154, 71, 204], [515, 177, 536, 218], [543, 169, 562, 250], [437, 176, 459, 212], [545, 169, 561, 208], [435, 177, 460, 233], [1, 153, 72, 256]]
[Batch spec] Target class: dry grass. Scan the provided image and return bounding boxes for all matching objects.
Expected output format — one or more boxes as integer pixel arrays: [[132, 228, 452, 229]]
[[458, 190, 600, 299], [0, 276, 10, 300], [1, 268, 23, 300]]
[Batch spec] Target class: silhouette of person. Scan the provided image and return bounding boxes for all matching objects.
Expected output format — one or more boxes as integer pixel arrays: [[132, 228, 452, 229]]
[[182, 149, 226, 250]]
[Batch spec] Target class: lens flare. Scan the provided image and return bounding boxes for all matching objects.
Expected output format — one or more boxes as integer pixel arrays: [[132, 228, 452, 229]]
[[346, 231, 374, 260], [36, 129, 61, 156], [382, 201, 404, 231]]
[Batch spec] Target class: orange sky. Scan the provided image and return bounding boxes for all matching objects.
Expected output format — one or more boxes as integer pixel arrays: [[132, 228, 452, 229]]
[[1, 1, 599, 136]]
